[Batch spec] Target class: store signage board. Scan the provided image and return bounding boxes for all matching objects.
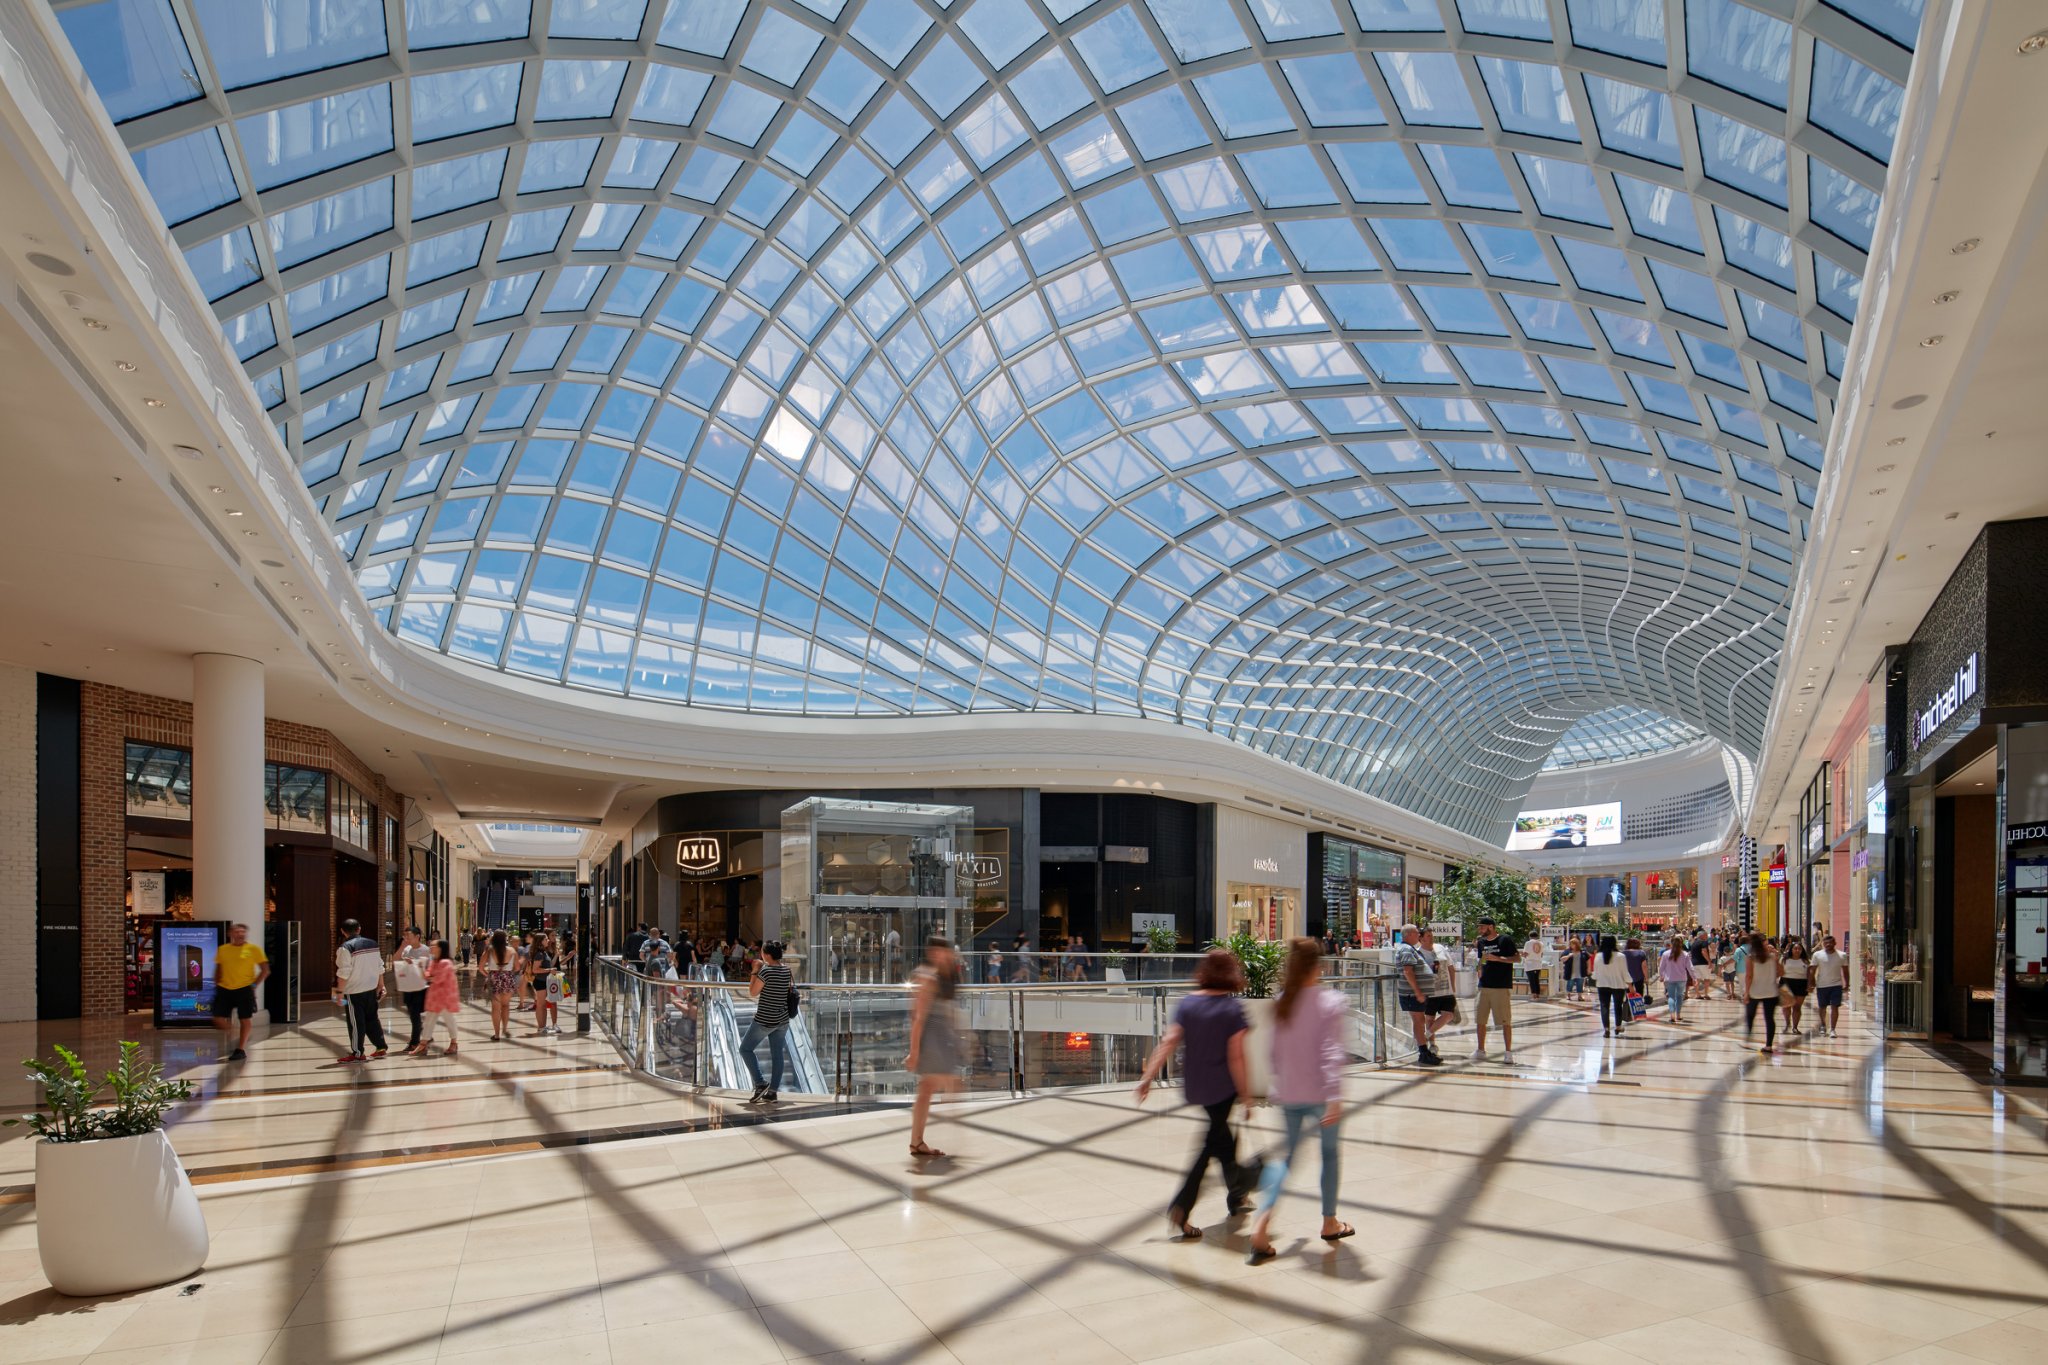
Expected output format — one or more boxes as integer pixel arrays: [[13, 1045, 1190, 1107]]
[[1506, 802, 1621, 851], [132, 871, 166, 918], [945, 851, 1004, 885], [1104, 845, 1150, 864], [1769, 866, 1788, 887], [1251, 856, 1280, 875], [1040, 845, 1098, 861], [674, 835, 723, 875], [1131, 912, 1175, 939], [1912, 653, 1979, 750], [1429, 920, 1463, 941], [2007, 823, 2048, 846]]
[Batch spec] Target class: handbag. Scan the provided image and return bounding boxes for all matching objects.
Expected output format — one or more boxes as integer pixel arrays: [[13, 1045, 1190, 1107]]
[[1777, 983, 1795, 1009], [1625, 989, 1646, 1020]]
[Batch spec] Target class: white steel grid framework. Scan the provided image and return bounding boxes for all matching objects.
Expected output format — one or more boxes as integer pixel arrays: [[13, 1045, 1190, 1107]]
[[54, 0, 1922, 840]]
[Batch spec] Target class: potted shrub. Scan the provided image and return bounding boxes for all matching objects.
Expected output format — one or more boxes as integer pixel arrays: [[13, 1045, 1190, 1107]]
[[1212, 931, 1287, 1096], [7, 1042, 207, 1296]]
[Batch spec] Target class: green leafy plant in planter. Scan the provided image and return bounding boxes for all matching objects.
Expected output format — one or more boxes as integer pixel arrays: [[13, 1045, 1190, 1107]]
[[6, 1042, 192, 1142], [1436, 859, 1538, 943], [1143, 923, 1178, 956], [1210, 930, 1286, 998]]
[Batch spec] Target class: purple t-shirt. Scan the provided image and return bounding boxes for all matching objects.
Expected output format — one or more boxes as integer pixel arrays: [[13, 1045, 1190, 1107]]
[[1174, 992, 1248, 1106]]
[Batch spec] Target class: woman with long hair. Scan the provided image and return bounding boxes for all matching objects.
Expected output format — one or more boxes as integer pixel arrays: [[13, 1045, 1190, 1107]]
[[423, 937, 461, 1055], [480, 929, 519, 1041], [1247, 940, 1352, 1262], [1136, 948, 1256, 1241], [1744, 932, 1782, 1054], [1591, 934, 1633, 1036], [1658, 939, 1695, 1024], [906, 935, 965, 1157], [1780, 938, 1811, 1037]]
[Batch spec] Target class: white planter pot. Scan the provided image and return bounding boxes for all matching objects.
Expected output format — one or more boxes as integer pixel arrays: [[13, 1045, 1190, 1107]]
[[35, 1129, 208, 1296]]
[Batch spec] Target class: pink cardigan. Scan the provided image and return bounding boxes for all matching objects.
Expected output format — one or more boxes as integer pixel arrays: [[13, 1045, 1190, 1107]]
[[424, 958, 460, 1012], [1267, 988, 1347, 1106]]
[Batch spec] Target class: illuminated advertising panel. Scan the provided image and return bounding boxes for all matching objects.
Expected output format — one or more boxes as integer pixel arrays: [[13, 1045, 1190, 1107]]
[[1506, 802, 1623, 851]]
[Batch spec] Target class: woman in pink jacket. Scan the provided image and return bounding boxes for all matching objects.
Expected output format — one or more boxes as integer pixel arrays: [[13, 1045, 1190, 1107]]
[[1247, 939, 1352, 1262], [423, 938, 461, 1055]]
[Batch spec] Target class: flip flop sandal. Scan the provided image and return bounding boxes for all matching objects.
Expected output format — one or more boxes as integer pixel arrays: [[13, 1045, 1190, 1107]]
[[1246, 1245, 1279, 1265], [1320, 1224, 1356, 1242]]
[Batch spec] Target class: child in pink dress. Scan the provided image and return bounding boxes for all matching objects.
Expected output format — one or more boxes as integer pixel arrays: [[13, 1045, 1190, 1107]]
[[423, 938, 461, 1055]]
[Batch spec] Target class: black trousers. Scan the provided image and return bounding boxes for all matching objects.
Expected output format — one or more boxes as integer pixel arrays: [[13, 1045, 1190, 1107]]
[[1744, 997, 1778, 1046], [1598, 986, 1630, 1030], [1171, 1099, 1253, 1219], [346, 990, 387, 1054], [402, 988, 427, 1048]]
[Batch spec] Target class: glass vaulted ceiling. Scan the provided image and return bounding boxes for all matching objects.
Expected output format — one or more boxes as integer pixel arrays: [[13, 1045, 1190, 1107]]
[[1540, 704, 1705, 770], [58, 0, 1921, 840]]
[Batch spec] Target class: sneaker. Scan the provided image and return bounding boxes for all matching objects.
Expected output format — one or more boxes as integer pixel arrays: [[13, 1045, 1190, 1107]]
[[762, 1090, 779, 1103], [339, 1053, 364, 1064], [228, 1048, 247, 1062], [1500, 1050, 1515, 1065], [1416, 1050, 1443, 1067], [370, 1049, 388, 1059], [1470, 1049, 1488, 1062], [747, 1084, 767, 1104]]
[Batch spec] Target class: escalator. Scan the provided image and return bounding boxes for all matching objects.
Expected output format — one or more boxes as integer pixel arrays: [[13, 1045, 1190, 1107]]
[[694, 969, 829, 1095]]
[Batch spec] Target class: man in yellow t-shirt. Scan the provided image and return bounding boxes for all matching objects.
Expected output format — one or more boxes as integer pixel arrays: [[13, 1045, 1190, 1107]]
[[212, 922, 270, 1061]]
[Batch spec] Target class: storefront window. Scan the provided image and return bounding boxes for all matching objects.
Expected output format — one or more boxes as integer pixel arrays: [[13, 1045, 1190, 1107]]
[[331, 778, 373, 851], [1228, 883, 1298, 941], [1311, 834, 1404, 945], [266, 763, 327, 834], [125, 742, 191, 820]]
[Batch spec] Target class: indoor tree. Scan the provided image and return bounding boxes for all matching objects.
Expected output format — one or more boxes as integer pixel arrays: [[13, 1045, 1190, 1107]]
[[1435, 859, 1538, 942]]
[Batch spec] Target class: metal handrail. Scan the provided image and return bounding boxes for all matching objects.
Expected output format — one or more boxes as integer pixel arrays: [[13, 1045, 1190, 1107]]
[[590, 955, 1406, 1098]]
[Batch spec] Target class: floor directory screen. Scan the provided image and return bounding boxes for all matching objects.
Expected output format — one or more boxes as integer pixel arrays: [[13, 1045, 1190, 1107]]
[[156, 922, 223, 1025]]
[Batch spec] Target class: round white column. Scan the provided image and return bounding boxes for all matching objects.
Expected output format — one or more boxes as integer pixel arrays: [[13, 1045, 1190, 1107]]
[[191, 654, 265, 924]]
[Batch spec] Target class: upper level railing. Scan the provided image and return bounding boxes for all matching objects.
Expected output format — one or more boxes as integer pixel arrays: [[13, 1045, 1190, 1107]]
[[589, 954, 1415, 1100]]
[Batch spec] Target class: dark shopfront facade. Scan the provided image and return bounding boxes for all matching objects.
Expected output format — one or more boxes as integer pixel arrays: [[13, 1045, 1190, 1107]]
[[622, 788, 1216, 956], [1884, 519, 2048, 1081]]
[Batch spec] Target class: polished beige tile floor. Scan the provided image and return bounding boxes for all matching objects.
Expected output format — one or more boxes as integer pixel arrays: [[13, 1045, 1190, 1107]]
[[0, 993, 2044, 1364]]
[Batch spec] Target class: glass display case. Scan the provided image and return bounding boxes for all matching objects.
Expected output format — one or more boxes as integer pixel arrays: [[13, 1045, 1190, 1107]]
[[780, 798, 977, 983]]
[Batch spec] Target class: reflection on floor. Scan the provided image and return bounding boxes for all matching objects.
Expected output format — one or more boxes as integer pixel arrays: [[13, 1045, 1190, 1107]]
[[0, 993, 2044, 1364]]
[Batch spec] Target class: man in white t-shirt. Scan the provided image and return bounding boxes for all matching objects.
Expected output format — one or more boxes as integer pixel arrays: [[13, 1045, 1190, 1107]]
[[1810, 934, 1849, 1037]]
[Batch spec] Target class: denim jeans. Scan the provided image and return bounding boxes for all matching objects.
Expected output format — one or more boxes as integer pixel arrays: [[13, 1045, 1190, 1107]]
[[1254, 1102, 1341, 1219], [1664, 981, 1686, 1014], [740, 1019, 788, 1090]]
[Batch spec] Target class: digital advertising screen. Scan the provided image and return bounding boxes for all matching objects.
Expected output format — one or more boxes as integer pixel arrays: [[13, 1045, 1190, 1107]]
[[155, 922, 224, 1026], [1507, 802, 1623, 852]]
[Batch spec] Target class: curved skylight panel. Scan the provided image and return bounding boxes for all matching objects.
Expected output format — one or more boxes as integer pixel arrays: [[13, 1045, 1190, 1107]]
[[1541, 704, 1708, 770], [63, 0, 1925, 840]]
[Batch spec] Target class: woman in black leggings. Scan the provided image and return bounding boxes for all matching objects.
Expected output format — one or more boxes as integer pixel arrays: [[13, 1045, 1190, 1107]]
[[1135, 949, 1257, 1239], [1743, 932, 1782, 1054]]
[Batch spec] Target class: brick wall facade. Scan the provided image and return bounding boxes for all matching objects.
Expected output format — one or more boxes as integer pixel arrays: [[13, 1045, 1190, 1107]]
[[70, 680, 410, 1019], [0, 666, 36, 1022]]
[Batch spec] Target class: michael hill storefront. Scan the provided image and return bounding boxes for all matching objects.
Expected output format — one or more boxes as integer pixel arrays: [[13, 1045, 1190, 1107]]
[[1884, 519, 2048, 1079]]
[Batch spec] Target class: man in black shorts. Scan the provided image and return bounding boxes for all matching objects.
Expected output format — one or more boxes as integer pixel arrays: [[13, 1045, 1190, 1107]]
[[1392, 924, 1442, 1066], [211, 921, 270, 1061]]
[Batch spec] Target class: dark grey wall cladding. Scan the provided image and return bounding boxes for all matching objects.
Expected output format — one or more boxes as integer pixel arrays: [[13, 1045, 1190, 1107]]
[[1986, 518, 2048, 711]]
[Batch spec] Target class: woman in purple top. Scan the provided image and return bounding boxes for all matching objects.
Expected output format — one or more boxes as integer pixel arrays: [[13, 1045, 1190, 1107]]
[[1136, 948, 1256, 1241], [1248, 940, 1353, 1261]]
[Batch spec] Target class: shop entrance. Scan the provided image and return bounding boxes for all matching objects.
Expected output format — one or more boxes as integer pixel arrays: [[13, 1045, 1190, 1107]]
[[677, 874, 760, 946]]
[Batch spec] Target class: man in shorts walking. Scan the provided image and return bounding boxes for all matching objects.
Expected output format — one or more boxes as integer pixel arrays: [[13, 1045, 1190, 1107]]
[[1472, 916, 1518, 1065], [1392, 924, 1442, 1066], [211, 922, 269, 1061], [1811, 934, 1849, 1037]]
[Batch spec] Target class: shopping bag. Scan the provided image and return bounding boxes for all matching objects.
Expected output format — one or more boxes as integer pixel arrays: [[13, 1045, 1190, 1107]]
[[1625, 990, 1646, 1020]]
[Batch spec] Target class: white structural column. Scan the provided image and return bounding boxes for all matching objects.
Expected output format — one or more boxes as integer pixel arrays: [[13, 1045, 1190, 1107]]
[[191, 654, 264, 923]]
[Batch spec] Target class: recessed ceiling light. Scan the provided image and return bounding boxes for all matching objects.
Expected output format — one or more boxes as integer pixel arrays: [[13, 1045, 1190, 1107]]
[[1876, 464, 1895, 473], [1885, 437, 1906, 446], [144, 397, 166, 408], [1944, 512, 1960, 520], [2021, 31, 2048, 54], [172, 444, 203, 461], [1919, 335, 1945, 348], [1849, 548, 1863, 554], [81, 318, 106, 331], [1951, 238, 1980, 254], [225, 508, 243, 517], [114, 360, 136, 373], [1932, 291, 1960, 305], [1870, 488, 1887, 496]]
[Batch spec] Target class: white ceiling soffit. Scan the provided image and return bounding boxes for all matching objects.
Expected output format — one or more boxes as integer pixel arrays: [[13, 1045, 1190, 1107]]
[[24, 0, 1935, 842], [1746, 0, 2048, 837]]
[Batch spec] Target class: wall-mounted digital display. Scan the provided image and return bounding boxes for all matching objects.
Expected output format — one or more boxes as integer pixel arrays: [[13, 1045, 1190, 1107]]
[[1506, 803, 1622, 851]]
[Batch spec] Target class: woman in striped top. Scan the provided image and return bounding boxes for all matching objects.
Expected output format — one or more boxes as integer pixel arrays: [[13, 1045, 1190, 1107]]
[[743, 940, 796, 1104]]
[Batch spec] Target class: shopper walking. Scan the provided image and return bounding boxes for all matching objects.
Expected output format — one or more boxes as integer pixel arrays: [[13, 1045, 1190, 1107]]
[[1247, 940, 1352, 1262], [1743, 932, 1782, 1054], [527, 933, 558, 1036], [210, 921, 269, 1061], [1136, 947, 1256, 1239], [1591, 934, 1632, 1036], [1471, 916, 1518, 1064], [1623, 937, 1648, 998], [906, 936, 964, 1154], [393, 926, 432, 1054], [423, 937, 460, 1055], [333, 918, 387, 1062], [1725, 936, 1747, 1001], [1811, 934, 1849, 1037], [1780, 939, 1812, 1036], [1659, 939, 1695, 1023], [1392, 925, 1442, 1066], [481, 928, 519, 1041]]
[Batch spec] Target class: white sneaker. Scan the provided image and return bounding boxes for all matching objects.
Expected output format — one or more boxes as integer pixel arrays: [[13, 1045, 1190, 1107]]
[[1470, 1049, 1488, 1062], [1500, 1050, 1515, 1065]]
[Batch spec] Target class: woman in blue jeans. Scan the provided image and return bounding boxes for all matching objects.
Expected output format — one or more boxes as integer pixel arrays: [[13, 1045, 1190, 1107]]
[[741, 941, 795, 1104], [1248, 939, 1352, 1262]]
